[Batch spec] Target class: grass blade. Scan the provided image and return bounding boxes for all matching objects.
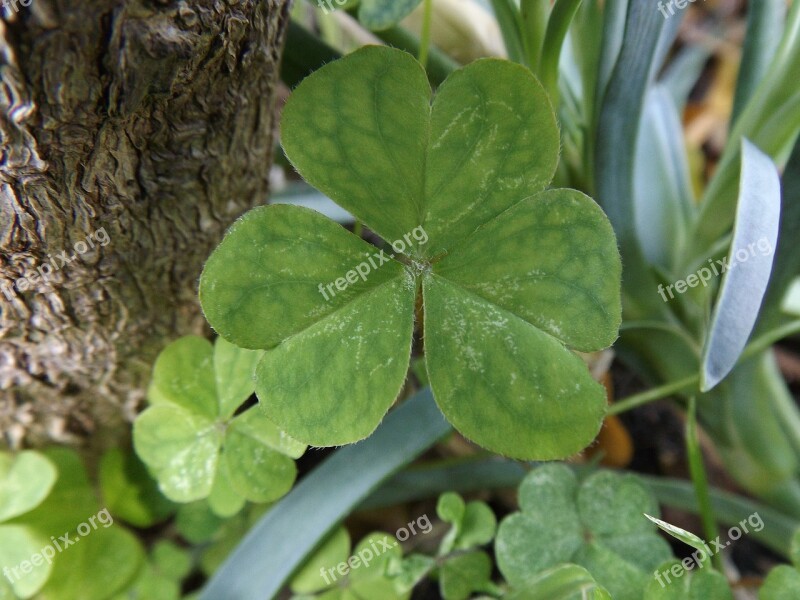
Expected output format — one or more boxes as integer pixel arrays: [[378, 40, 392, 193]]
[[701, 140, 781, 391]]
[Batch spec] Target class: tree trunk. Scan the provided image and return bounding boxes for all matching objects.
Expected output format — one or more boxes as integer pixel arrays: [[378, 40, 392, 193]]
[[0, 0, 290, 450]]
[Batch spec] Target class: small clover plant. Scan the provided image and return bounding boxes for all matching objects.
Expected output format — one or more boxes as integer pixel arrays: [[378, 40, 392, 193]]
[[290, 529, 410, 599], [2, 449, 144, 600], [200, 45, 621, 460], [505, 563, 612, 600], [495, 464, 672, 600], [759, 529, 800, 600], [133, 336, 305, 512], [0, 451, 57, 599]]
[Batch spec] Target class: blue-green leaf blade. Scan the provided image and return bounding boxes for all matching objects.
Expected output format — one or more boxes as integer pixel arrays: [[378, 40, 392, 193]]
[[701, 140, 781, 391]]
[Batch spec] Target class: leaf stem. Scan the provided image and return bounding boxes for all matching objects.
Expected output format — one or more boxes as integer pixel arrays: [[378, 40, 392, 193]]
[[607, 374, 698, 416], [686, 396, 723, 571], [418, 0, 433, 68], [608, 319, 800, 416]]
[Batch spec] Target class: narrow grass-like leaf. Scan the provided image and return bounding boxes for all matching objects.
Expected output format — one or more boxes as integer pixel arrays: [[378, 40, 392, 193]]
[[594, 0, 677, 320], [756, 137, 800, 334], [732, 0, 787, 125], [643, 514, 707, 555], [538, 0, 583, 102], [357, 0, 423, 31], [701, 140, 781, 391], [489, 0, 526, 63]]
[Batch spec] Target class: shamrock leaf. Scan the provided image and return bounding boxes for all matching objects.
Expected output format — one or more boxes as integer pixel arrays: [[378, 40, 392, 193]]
[[645, 559, 731, 599], [0, 451, 57, 599], [439, 550, 495, 600], [200, 46, 621, 459], [289, 530, 410, 600], [495, 465, 672, 600], [6, 448, 145, 600], [436, 492, 496, 555], [111, 541, 192, 600], [133, 336, 305, 508], [505, 563, 612, 600]]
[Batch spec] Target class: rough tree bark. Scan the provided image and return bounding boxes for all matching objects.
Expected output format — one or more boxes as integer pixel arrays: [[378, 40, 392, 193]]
[[0, 0, 290, 450]]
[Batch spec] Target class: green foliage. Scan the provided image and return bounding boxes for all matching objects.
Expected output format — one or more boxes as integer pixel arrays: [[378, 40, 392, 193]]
[[0, 451, 57, 599], [505, 563, 611, 600], [354, 0, 422, 31], [111, 542, 192, 600], [645, 560, 731, 600], [133, 336, 305, 509], [760, 529, 800, 599], [436, 492, 496, 554], [200, 45, 621, 460], [495, 465, 672, 600], [100, 448, 175, 528], [438, 550, 494, 600], [289, 531, 410, 599], [3, 449, 144, 600]]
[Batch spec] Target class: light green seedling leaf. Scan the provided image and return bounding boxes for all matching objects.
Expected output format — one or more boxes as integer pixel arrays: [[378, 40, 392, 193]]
[[437, 492, 466, 524], [439, 550, 494, 600], [390, 554, 436, 592], [436, 492, 496, 554], [0, 525, 51, 598], [38, 526, 144, 600], [496, 465, 672, 600], [348, 533, 408, 600], [456, 501, 496, 549], [357, 0, 422, 30], [133, 336, 304, 508], [0, 451, 57, 522], [6, 448, 145, 600], [505, 563, 612, 600], [293, 531, 409, 600], [291, 527, 351, 594], [202, 46, 620, 459], [760, 565, 800, 600], [644, 559, 731, 599], [113, 541, 192, 600]]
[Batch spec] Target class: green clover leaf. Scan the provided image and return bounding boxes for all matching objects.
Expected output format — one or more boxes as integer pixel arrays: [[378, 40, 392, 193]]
[[644, 559, 731, 599], [6, 448, 145, 600], [495, 465, 672, 600], [0, 451, 57, 599], [133, 336, 305, 508], [200, 46, 621, 459], [290, 530, 410, 600], [436, 492, 496, 555]]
